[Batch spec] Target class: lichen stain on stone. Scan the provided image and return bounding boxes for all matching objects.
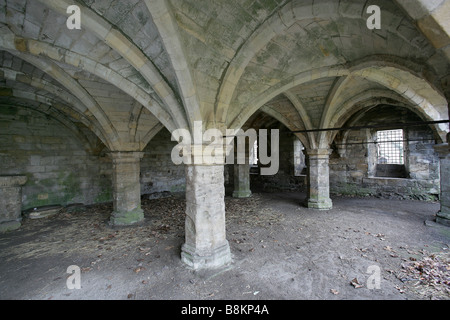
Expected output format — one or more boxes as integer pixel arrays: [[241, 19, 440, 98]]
[[14, 38, 28, 53]]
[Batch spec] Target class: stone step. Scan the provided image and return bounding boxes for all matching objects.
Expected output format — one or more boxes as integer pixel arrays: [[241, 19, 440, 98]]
[[24, 205, 63, 219]]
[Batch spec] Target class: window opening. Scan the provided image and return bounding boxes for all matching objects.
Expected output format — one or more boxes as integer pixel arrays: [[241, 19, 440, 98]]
[[376, 129, 404, 165]]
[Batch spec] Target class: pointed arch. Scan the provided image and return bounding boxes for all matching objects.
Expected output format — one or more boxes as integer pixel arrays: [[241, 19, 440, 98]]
[[36, 0, 190, 131], [145, 0, 202, 129]]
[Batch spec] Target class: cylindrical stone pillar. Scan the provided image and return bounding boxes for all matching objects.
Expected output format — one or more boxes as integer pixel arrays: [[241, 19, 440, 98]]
[[181, 164, 232, 269], [109, 152, 144, 226], [306, 148, 333, 210], [0, 175, 27, 232], [434, 144, 450, 226]]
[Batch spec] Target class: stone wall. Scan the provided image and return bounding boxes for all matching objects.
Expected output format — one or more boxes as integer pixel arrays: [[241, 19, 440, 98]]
[[1, 103, 441, 216], [0, 107, 186, 212], [330, 106, 440, 200], [226, 132, 307, 193], [0, 106, 112, 210], [141, 128, 186, 198]]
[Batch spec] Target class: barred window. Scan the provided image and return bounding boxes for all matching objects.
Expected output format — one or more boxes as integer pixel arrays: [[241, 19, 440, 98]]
[[376, 129, 404, 165]]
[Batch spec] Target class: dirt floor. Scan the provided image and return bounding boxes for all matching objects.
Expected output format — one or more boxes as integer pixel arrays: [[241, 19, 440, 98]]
[[0, 191, 449, 301]]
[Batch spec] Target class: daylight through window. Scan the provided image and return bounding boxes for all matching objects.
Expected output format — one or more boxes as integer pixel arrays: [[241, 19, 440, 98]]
[[376, 129, 404, 165]]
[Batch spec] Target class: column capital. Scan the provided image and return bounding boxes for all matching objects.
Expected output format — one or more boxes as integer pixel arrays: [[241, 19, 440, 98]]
[[305, 148, 333, 157], [108, 151, 144, 162]]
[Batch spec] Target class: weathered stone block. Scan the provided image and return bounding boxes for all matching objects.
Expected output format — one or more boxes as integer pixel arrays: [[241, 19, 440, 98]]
[[109, 152, 145, 226], [433, 144, 450, 226], [26, 205, 62, 219], [0, 175, 27, 232], [181, 165, 231, 269], [306, 149, 332, 210], [233, 163, 252, 198]]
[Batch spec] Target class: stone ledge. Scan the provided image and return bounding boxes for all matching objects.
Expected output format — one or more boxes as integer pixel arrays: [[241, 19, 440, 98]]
[[363, 177, 429, 187], [0, 175, 27, 187], [24, 205, 63, 220]]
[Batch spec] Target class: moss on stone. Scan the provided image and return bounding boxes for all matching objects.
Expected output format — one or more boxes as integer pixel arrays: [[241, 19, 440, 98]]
[[110, 208, 144, 226]]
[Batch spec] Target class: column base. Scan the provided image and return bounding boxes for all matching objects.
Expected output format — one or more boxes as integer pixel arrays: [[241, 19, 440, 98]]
[[436, 210, 450, 227], [109, 209, 144, 226], [0, 220, 21, 233], [181, 242, 232, 270], [232, 190, 252, 198], [307, 198, 333, 210]]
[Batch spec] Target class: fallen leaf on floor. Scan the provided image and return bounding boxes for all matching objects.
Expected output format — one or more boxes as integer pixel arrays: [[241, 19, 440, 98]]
[[330, 289, 339, 295], [395, 285, 405, 294], [134, 266, 145, 273], [351, 278, 363, 288], [375, 233, 386, 240]]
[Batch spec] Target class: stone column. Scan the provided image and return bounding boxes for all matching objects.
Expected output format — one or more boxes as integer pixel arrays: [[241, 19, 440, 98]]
[[434, 144, 450, 226], [233, 161, 252, 198], [181, 164, 232, 269], [306, 148, 333, 210], [0, 175, 27, 232], [232, 136, 252, 198], [109, 152, 144, 226]]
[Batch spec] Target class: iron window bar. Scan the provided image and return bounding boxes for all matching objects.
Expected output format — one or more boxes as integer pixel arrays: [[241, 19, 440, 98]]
[[290, 120, 450, 134], [334, 138, 436, 146]]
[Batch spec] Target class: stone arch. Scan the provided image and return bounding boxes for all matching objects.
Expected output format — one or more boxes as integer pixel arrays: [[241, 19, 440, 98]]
[[227, 58, 448, 150], [36, 0, 193, 132], [216, 0, 434, 126], [259, 105, 311, 149], [324, 90, 445, 149], [228, 66, 348, 131], [0, 94, 100, 153], [8, 38, 177, 134], [145, 0, 203, 128]]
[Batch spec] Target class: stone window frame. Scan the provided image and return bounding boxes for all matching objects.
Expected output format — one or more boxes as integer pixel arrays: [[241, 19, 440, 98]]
[[368, 128, 410, 179]]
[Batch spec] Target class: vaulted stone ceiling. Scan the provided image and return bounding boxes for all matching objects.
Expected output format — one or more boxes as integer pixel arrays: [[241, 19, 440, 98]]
[[0, 0, 449, 152]]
